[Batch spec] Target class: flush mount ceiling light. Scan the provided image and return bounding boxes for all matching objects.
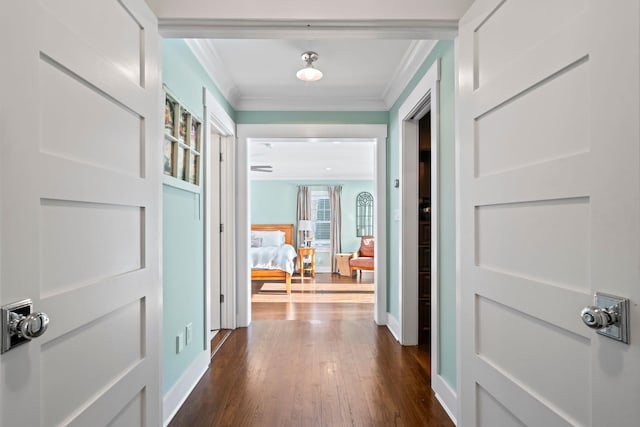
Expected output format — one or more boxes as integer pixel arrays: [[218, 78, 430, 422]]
[[296, 51, 323, 82]]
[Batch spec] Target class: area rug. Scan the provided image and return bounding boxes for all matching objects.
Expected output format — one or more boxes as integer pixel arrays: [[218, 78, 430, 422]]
[[259, 282, 374, 294]]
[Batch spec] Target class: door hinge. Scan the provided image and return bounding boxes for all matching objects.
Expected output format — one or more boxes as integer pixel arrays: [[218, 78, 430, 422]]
[[219, 152, 223, 162], [220, 223, 224, 232], [220, 294, 225, 303]]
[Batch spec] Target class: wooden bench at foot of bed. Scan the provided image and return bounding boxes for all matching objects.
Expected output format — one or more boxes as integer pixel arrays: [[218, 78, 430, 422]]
[[251, 224, 294, 295]]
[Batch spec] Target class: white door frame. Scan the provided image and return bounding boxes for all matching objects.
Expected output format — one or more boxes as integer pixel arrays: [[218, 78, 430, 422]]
[[203, 89, 236, 335], [397, 59, 454, 412], [236, 124, 388, 326]]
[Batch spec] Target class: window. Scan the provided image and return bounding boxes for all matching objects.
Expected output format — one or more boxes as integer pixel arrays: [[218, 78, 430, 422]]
[[311, 190, 330, 247], [356, 191, 374, 236]]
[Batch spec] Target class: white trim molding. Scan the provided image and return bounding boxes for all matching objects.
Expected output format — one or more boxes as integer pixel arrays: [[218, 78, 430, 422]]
[[181, 28, 440, 112], [203, 88, 237, 334], [386, 312, 401, 342], [398, 58, 440, 346], [186, 40, 239, 108], [435, 379, 458, 426], [159, 19, 458, 40], [396, 56, 456, 423], [382, 40, 437, 108], [236, 124, 388, 327], [162, 351, 210, 426], [235, 94, 387, 112]]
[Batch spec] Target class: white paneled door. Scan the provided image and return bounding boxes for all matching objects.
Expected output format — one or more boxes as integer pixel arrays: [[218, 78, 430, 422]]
[[458, 1, 639, 426], [1, 1, 162, 426]]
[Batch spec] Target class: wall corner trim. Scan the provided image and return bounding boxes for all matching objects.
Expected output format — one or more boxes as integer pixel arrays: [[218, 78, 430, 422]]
[[434, 379, 458, 426], [162, 351, 210, 426], [386, 312, 401, 342]]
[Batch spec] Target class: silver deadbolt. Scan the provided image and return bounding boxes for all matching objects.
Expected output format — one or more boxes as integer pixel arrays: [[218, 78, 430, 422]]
[[580, 292, 629, 344], [1, 299, 50, 354]]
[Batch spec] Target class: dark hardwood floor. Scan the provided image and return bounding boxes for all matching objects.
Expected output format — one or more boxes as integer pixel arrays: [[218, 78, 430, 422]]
[[170, 309, 450, 426]]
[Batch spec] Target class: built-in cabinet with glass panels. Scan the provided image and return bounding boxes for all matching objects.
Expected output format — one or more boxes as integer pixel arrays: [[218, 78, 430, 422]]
[[163, 89, 201, 186]]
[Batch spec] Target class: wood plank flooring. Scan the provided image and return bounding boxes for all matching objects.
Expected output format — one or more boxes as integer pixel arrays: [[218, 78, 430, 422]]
[[170, 313, 452, 426]]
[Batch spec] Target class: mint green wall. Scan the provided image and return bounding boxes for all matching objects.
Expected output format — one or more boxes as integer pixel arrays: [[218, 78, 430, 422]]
[[162, 185, 204, 394], [162, 39, 235, 121], [161, 37, 457, 393], [237, 111, 388, 124], [387, 40, 457, 388], [161, 39, 230, 394], [250, 180, 375, 253]]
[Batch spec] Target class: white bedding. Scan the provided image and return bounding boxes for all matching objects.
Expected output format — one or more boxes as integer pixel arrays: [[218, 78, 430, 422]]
[[250, 244, 297, 274]]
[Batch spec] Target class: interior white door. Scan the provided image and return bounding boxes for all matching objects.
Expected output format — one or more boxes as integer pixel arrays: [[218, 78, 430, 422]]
[[219, 134, 236, 329], [0, 1, 162, 426], [458, 1, 640, 426], [208, 132, 222, 336]]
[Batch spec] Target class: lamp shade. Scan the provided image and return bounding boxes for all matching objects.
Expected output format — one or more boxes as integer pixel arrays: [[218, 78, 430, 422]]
[[298, 220, 313, 231]]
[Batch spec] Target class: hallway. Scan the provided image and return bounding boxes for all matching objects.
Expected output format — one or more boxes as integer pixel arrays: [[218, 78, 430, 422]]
[[169, 307, 452, 426]]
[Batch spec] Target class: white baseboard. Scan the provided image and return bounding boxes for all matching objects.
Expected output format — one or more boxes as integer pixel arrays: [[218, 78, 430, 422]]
[[375, 310, 388, 326], [386, 312, 401, 342], [434, 375, 458, 425], [163, 351, 210, 426]]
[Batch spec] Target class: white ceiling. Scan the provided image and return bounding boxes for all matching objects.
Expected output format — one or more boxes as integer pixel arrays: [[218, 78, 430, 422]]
[[183, 31, 437, 177], [249, 139, 375, 181], [187, 38, 436, 111]]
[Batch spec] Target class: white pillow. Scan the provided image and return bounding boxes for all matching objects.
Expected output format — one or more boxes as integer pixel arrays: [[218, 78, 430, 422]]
[[251, 230, 285, 247]]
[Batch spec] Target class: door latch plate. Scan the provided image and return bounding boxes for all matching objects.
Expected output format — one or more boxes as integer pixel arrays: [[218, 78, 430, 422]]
[[594, 292, 629, 344], [1, 299, 33, 354]]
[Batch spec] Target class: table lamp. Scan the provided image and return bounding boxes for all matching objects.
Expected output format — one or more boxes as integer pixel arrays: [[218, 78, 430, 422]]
[[298, 220, 313, 247]]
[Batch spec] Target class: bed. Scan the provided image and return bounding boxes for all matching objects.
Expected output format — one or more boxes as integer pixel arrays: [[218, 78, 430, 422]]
[[250, 224, 296, 294]]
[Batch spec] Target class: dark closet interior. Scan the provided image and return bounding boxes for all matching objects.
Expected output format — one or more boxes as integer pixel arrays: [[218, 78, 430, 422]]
[[418, 112, 431, 346]]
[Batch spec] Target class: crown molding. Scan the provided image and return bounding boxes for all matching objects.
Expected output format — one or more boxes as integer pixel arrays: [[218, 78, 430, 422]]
[[382, 40, 437, 109], [236, 95, 387, 111], [160, 18, 458, 40], [250, 173, 374, 181], [183, 26, 441, 111], [186, 40, 389, 110], [185, 39, 239, 107]]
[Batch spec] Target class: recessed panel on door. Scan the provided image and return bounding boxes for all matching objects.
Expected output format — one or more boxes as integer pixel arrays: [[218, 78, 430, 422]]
[[477, 296, 589, 426], [40, 299, 144, 426], [39, 59, 143, 177], [475, 61, 589, 177], [474, 0, 586, 88], [40, 200, 143, 297], [41, 0, 143, 86], [476, 198, 589, 291]]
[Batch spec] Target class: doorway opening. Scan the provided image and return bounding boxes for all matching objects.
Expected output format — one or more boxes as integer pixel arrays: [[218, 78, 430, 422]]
[[247, 139, 376, 320], [236, 124, 388, 327], [203, 89, 236, 352]]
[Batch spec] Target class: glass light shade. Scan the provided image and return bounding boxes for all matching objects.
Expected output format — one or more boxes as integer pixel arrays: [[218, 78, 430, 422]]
[[296, 66, 323, 82]]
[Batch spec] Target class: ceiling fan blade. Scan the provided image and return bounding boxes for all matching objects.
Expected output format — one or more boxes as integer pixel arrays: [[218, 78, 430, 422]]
[[250, 165, 273, 172]]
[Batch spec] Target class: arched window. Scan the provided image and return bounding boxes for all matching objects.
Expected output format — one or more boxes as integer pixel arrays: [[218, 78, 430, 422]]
[[356, 191, 374, 237]]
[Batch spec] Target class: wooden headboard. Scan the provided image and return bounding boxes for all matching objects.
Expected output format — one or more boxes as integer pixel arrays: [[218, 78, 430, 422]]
[[251, 224, 294, 246]]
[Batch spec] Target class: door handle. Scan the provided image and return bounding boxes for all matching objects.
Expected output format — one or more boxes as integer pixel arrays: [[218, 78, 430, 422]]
[[9, 311, 49, 339], [1, 299, 50, 354], [580, 292, 629, 344]]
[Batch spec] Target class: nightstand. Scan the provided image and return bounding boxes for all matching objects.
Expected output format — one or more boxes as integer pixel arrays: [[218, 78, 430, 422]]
[[335, 253, 354, 276], [297, 247, 316, 279]]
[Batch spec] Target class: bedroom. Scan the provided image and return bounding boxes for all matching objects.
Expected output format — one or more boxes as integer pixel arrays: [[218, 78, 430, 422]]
[[248, 139, 376, 316]]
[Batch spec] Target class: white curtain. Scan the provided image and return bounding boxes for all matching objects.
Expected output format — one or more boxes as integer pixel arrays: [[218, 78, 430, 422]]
[[296, 185, 311, 248], [328, 185, 342, 273]]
